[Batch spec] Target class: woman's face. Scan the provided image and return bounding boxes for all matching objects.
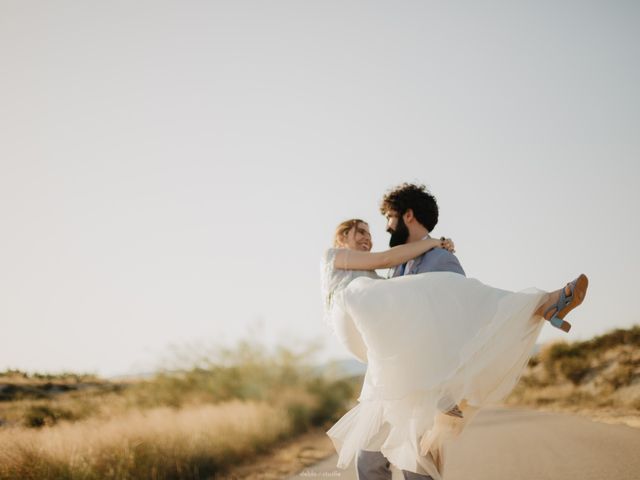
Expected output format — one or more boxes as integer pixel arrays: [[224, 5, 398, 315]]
[[342, 222, 372, 251]]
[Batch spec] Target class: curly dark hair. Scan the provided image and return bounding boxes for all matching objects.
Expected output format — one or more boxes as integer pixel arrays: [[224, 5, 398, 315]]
[[379, 183, 439, 232]]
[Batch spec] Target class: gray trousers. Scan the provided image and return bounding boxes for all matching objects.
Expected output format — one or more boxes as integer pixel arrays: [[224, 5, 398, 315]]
[[356, 450, 433, 480]]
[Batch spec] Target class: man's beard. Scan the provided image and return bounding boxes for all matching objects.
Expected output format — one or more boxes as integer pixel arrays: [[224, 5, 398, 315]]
[[388, 216, 409, 247]]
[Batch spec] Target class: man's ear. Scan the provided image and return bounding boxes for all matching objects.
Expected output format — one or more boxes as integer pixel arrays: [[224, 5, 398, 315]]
[[403, 209, 415, 224]]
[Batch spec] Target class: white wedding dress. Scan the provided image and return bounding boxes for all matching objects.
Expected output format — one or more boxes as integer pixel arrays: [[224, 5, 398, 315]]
[[321, 248, 549, 479]]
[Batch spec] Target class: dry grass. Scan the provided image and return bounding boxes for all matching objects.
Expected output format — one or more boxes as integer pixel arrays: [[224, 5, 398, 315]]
[[0, 338, 359, 479], [506, 325, 640, 420], [0, 370, 100, 386], [0, 400, 291, 479]]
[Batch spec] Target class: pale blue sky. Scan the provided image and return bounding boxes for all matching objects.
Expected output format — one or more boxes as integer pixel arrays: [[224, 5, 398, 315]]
[[1, 1, 638, 376]]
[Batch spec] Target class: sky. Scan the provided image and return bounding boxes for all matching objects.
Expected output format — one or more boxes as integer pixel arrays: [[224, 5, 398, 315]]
[[1, 1, 639, 377]]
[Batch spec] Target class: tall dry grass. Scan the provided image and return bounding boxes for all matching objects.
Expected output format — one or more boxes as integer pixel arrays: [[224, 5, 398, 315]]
[[506, 325, 640, 411], [0, 338, 359, 479], [0, 401, 289, 479]]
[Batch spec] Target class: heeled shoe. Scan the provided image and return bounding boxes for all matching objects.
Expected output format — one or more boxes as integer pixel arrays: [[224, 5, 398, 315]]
[[544, 274, 589, 332]]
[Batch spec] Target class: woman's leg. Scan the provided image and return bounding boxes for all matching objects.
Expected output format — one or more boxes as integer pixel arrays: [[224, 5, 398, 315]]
[[534, 288, 563, 319], [534, 275, 588, 321]]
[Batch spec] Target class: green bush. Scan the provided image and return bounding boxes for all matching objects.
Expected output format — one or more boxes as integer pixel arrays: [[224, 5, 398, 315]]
[[117, 337, 357, 439]]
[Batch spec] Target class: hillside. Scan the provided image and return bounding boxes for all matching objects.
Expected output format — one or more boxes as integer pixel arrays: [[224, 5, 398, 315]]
[[506, 325, 640, 415]]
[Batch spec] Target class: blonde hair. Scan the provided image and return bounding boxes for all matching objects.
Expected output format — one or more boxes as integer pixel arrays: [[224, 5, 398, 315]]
[[333, 219, 367, 247]]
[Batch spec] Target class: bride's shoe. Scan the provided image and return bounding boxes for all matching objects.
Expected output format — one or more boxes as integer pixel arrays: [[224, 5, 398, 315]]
[[544, 274, 589, 332]]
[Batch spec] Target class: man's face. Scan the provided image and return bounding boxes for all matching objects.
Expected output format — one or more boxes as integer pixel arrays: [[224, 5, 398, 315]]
[[385, 210, 409, 247]]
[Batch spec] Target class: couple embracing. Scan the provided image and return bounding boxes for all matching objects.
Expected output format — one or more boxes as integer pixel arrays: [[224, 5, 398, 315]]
[[320, 183, 588, 480]]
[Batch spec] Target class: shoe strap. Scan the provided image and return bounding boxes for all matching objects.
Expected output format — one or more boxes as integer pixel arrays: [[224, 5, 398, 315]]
[[544, 279, 576, 318]]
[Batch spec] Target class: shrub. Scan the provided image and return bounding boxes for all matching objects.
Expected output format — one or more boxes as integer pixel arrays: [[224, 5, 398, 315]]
[[286, 402, 313, 434], [558, 357, 591, 385], [24, 405, 76, 428], [607, 364, 634, 389], [583, 326, 640, 352], [0, 335, 359, 478], [306, 376, 355, 427], [510, 325, 640, 410]]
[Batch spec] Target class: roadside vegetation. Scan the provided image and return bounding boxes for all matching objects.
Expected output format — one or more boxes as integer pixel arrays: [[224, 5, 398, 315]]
[[506, 325, 640, 413], [0, 339, 359, 480]]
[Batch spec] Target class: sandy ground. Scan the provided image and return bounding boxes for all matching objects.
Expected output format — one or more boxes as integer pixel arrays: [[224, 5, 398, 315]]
[[218, 427, 337, 480]]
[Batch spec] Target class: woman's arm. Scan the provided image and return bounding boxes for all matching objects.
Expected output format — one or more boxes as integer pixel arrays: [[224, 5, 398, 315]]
[[334, 238, 453, 270]]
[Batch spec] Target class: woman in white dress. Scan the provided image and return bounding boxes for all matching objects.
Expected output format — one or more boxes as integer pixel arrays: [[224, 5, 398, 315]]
[[321, 218, 588, 479]]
